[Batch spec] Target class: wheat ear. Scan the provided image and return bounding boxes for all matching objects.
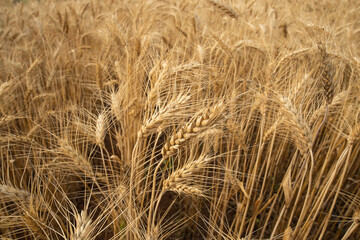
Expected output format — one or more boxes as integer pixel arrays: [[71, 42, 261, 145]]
[[95, 110, 107, 147], [161, 101, 225, 158], [162, 155, 210, 196], [110, 90, 122, 122], [207, 0, 238, 19], [138, 94, 190, 139], [0, 184, 30, 204], [151, 156, 211, 229], [278, 96, 313, 155], [57, 138, 95, 174], [318, 42, 334, 104], [71, 210, 92, 240]]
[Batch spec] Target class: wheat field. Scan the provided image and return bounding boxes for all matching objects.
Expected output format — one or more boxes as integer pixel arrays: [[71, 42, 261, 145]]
[[0, 0, 360, 239]]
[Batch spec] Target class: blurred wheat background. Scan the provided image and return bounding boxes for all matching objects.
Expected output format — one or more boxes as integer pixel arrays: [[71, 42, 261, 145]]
[[0, 0, 360, 239]]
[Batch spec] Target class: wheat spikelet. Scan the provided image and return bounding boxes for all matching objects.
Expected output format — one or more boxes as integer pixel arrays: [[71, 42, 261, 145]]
[[0, 115, 21, 127], [95, 110, 107, 147], [71, 210, 92, 240], [162, 155, 210, 196], [23, 212, 48, 240], [302, 22, 333, 39], [0, 184, 30, 204], [111, 90, 122, 122], [63, 9, 69, 33], [262, 118, 281, 143], [210, 32, 233, 58], [193, 14, 202, 35], [233, 40, 266, 57], [226, 119, 246, 149], [278, 96, 313, 154], [282, 169, 293, 208], [57, 138, 94, 173], [197, 44, 204, 63], [318, 42, 334, 104], [166, 184, 203, 196], [138, 94, 190, 139], [227, 174, 249, 199], [207, 0, 238, 19], [274, 47, 313, 74], [23, 200, 48, 240], [0, 80, 16, 99], [161, 102, 225, 158]]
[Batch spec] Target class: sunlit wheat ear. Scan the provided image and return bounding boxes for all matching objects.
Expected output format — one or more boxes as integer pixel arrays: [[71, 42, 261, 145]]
[[137, 94, 190, 139], [57, 138, 94, 173], [207, 0, 238, 19], [71, 210, 92, 240], [197, 44, 205, 63], [278, 96, 313, 155], [162, 101, 225, 159], [111, 90, 122, 122], [274, 47, 313, 74], [95, 110, 108, 147]]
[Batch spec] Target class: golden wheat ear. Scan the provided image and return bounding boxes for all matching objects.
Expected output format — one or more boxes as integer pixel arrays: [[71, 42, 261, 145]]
[[162, 155, 211, 197], [162, 101, 226, 159], [277, 95, 313, 155], [137, 94, 190, 139], [207, 0, 238, 20], [70, 210, 93, 240]]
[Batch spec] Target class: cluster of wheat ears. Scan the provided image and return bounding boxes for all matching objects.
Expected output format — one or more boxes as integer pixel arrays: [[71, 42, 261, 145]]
[[0, 0, 360, 239]]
